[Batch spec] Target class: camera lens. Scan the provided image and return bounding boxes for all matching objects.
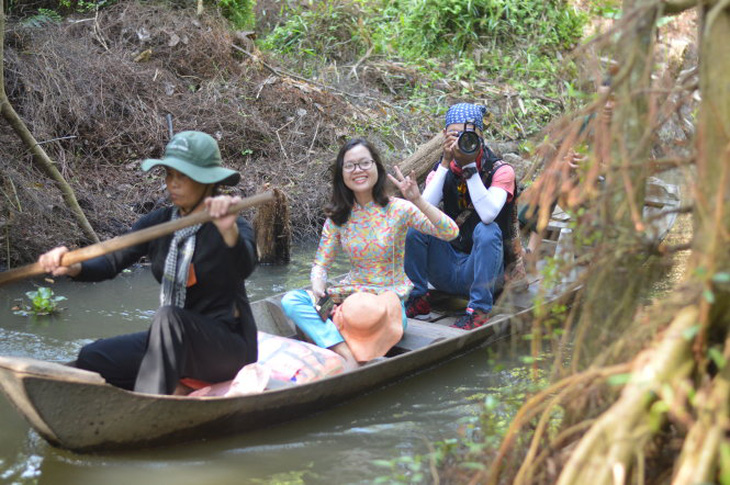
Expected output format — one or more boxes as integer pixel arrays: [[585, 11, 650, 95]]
[[458, 131, 480, 154]]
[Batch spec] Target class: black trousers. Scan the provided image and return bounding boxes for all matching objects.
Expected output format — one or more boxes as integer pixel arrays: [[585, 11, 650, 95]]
[[76, 306, 253, 395]]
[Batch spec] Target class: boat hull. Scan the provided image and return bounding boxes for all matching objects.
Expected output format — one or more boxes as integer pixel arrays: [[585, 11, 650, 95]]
[[0, 309, 524, 452]]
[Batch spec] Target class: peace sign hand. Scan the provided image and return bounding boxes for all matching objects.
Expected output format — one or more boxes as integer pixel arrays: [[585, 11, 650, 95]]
[[387, 166, 421, 203]]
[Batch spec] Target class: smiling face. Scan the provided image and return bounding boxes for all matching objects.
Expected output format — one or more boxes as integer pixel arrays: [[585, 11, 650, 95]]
[[164, 167, 211, 214], [342, 144, 378, 204]]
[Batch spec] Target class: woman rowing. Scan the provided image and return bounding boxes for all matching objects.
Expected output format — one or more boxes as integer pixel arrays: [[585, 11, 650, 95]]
[[281, 138, 459, 368], [38, 131, 258, 395]]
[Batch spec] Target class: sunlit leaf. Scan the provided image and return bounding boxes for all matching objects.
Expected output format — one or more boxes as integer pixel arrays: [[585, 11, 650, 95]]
[[718, 442, 730, 485], [682, 325, 701, 340], [607, 373, 632, 386], [712, 272, 730, 283]]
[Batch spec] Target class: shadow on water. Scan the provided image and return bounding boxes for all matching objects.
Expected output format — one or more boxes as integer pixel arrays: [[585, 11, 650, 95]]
[[0, 243, 530, 485]]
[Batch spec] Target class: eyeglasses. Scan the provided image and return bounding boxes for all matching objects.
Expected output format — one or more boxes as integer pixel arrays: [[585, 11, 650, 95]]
[[343, 159, 374, 172]]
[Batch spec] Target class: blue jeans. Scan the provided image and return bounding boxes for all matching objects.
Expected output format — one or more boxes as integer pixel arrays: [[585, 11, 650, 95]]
[[281, 290, 345, 349], [404, 223, 504, 313]]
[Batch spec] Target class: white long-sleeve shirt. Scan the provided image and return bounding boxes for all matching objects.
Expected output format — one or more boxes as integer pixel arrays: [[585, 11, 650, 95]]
[[422, 163, 514, 224]]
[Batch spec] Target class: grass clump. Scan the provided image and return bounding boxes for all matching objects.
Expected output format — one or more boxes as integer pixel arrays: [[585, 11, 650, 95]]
[[259, 1, 366, 62], [261, 0, 587, 82], [216, 0, 256, 29]]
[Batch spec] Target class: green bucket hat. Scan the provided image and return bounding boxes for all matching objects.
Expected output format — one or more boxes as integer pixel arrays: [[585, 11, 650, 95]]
[[141, 131, 240, 186]]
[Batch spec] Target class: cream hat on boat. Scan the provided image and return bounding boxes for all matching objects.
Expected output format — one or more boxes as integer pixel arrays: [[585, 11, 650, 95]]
[[333, 291, 404, 362]]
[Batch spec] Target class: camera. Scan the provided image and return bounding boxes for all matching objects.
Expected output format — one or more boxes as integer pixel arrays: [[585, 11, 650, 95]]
[[457, 120, 480, 155]]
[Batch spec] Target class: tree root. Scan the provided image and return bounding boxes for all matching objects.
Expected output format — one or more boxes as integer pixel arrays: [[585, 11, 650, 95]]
[[555, 305, 699, 485], [479, 363, 631, 485], [672, 333, 730, 484]]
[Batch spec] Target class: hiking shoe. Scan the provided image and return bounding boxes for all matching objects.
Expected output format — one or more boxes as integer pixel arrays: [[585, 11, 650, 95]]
[[405, 293, 431, 318], [450, 310, 490, 330]]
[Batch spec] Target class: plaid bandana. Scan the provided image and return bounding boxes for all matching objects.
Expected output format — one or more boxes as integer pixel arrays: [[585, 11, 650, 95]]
[[160, 208, 202, 308]]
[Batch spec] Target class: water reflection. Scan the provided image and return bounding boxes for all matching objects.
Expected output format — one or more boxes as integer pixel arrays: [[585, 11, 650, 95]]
[[0, 243, 525, 485]]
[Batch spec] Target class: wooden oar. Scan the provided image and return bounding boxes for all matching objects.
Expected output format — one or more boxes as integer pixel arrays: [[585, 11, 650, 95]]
[[0, 191, 275, 287]]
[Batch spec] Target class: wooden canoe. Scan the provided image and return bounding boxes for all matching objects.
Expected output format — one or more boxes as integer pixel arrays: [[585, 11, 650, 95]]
[[0, 296, 541, 453], [0, 177, 681, 453]]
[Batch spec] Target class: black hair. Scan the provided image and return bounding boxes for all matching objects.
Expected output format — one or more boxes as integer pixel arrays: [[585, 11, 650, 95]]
[[324, 138, 390, 226]]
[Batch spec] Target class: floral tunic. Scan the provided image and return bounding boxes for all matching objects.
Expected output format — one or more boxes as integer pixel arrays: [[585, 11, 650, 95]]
[[312, 197, 458, 299]]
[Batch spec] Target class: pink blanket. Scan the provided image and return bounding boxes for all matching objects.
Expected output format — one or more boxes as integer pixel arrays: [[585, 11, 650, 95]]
[[189, 332, 346, 397]]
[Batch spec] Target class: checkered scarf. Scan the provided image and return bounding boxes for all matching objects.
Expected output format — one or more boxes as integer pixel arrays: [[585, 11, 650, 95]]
[[160, 208, 202, 308]]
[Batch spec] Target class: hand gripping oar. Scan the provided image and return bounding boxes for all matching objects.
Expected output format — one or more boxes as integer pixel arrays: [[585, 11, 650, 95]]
[[0, 191, 275, 287]]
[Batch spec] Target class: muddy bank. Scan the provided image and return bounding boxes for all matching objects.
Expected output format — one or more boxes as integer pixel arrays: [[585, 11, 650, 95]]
[[0, 1, 696, 268], [0, 2, 398, 265]]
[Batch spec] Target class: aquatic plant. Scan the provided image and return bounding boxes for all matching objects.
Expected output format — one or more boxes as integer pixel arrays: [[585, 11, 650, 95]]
[[13, 287, 67, 316]]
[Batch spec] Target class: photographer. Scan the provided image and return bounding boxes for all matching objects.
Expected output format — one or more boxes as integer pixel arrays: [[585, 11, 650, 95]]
[[404, 103, 517, 330]]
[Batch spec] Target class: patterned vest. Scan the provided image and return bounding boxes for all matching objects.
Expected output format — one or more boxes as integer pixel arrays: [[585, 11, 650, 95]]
[[440, 145, 524, 280]]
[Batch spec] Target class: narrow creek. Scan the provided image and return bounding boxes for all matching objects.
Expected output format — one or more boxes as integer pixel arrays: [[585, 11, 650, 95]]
[[0, 243, 530, 485]]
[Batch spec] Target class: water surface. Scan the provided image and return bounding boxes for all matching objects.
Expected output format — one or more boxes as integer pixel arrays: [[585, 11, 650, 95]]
[[0, 245, 526, 485]]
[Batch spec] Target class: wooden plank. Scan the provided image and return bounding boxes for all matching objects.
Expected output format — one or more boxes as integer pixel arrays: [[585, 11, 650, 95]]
[[395, 319, 466, 352], [252, 299, 296, 337]]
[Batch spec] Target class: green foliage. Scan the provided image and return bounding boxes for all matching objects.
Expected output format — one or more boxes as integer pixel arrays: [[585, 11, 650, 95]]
[[606, 372, 632, 386], [366, 0, 585, 59], [13, 287, 67, 317], [589, 0, 622, 19], [713, 272, 730, 284], [260, 1, 365, 61], [20, 8, 62, 28], [709, 345, 727, 370], [259, 0, 586, 139], [647, 397, 669, 432], [262, 0, 586, 74], [682, 324, 701, 340], [59, 0, 115, 13], [372, 454, 427, 483], [720, 441, 730, 485], [214, 0, 256, 30]]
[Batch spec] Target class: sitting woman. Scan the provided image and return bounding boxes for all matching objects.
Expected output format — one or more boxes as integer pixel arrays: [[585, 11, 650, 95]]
[[38, 131, 258, 395], [281, 138, 459, 368]]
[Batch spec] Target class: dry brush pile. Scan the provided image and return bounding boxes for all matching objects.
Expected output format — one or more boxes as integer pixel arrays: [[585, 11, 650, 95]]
[[0, 2, 369, 266]]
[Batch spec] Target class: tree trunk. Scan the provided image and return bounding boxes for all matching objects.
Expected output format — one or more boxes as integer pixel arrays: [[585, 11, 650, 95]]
[[395, 132, 444, 183], [0, 0, 99, 245], [672, 2, 730, 481], [254, 187, 291, 265]]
